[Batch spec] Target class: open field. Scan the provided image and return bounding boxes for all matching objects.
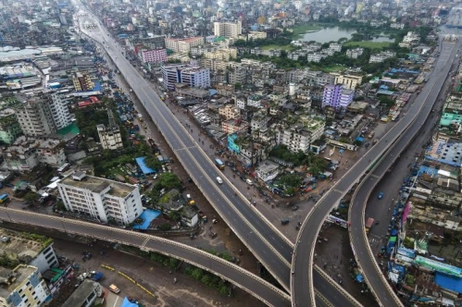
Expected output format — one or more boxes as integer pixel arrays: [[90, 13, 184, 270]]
[[261, 44, 295, 51], [343, 41, 393, 49], [290, 24, 323, 37]]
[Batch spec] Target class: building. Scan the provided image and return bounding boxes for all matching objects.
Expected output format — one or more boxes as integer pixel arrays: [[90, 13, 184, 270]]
[[14, 93, 72, 137], [2, 136, 66, 171], [0, 264, 51, 307], [276, 118, 325, 153], [222, 119, 249, 134], [322, 84, 354, 111], [399, 31, 420, 48], [331, 73, 363, 90], [72, 72, 94, 91], [97, 109, 123, 150], [369, 51, 396, 63], [213, 21, 242, 38], [63, 279, 102, 307], [48, 93, 72, 130], [165, 37, 204, 53], [57, 172, 143, 225], [140, 48, 167, 64], [97, 124, 122, 150], [346, 48, 364, 59], [0, 229, 59, 274], [251, 112, 269, 134], [0, 109, 22, 144], [256, 160, 280, 182], [161, 64, 210, 91], [218, 104, 239, 120]]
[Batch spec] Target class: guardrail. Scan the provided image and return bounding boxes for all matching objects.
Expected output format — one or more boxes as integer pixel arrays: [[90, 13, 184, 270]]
[[82, 20, 295, 291], [347, 41, 459, 307], [0, 207, 290, 307], [297, 39, 461, 307]]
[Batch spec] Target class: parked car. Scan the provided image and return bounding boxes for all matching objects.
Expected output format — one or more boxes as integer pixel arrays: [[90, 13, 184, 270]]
[[109, 284, 121, 294]]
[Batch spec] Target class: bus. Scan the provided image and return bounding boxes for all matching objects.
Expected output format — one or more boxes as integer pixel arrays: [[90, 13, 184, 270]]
[[215, 158, 225, 170], [0, 193, 9, 205]]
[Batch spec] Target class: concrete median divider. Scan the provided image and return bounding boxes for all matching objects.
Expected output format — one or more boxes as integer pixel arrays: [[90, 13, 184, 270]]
[[101, 264, 115, 271]]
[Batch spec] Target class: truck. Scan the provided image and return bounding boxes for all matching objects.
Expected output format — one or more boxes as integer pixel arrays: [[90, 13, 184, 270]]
[[0, 193, 9, 205], [91, 271, 104, 282], [365, 217, 374, 233], [215, 158, 225, 170]]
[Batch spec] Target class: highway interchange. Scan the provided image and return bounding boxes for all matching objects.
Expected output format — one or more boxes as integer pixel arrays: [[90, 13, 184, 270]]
[[73, 2, 358, 306], [348, 36, 462, 306], [1, 2, 456, 306], [293, 31, 462, 306]]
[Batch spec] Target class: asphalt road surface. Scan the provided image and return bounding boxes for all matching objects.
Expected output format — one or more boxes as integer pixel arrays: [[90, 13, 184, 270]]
[[348, 37, 461, 307], [77, 10, 295, 293], [0, 207, 290, 307], [292, 36, 461, 307]]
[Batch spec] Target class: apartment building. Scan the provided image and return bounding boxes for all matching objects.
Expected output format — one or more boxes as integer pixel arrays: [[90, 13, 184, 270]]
[[0, 228, 58, 274], [57, 172, 143, 225], [72, 72, 94, 91], [276, 119, 325, 153], [0, 265, 51, 307], [161, 64, 210, 90], [2, 136, 66, 171], [346, 48, 364, 59], [331, 73, 363, 90], [14, 93, 72, 137], [97, 124, 123, 150], [213, 21, 242, 38], [218, 104, 239, 120], [0, 109, 22, 144], [251, 112, 270, 133], [165, 37, 204, 53], [369, 51, 396, 63], [140, 48, 167, 64], [222, 119, 249, 134], [64, 279, 103, 307], [322, 84, 354, 111]]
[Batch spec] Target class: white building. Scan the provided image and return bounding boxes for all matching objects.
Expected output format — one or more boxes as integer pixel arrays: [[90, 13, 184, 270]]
[[57, 172, 143, 225], [213, 21, 242, 38], [256, 160, 280, 182], [14, 93, 72, 137], [276, 119, 325, 153], [251, 112, 269, 133], [97, 124, 123, 150], [346, 48, 364, 59], [165, 37, 204, 53], [369, 51, 396, 63], [0, 265, 51, 307], [331, 73, 363, 90]]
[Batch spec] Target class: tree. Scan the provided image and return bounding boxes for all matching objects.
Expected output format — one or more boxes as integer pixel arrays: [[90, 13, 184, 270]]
[[158, 173, 183, 190], [278, 174, 302, 188], [159, 223, 172, 231], [24, 192, 39, 205], [144, 154, 161, 171], [168, 211, 181, 222]]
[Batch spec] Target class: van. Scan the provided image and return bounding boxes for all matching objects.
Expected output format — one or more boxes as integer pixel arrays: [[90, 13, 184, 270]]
[[245, 179, 253, 185], [216, 177, 223, 184], [109, 284, 121, 294]]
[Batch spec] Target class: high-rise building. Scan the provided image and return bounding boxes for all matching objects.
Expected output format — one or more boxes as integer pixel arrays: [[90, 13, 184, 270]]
[[164, 37, 204, 53], [0, 264, 51, 307], [57, 172, 143, 225], [213, 21, 242, 38], [0, 108, 22, 144], [14, 93, 72, 137], [322, 84, 354, 111], [161, 64, 210, 90], [140, 48, 167, 64]]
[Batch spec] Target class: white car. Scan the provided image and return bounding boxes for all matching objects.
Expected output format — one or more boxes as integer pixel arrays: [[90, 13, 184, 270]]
[[216, 177, 223, 184], [246, 179, 253, 185]]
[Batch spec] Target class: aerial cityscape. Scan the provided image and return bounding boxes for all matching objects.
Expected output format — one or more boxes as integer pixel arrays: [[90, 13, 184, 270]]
[[0, 0, 461, 306]]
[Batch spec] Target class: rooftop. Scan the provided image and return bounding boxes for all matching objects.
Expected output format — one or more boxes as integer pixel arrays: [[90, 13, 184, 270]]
[[60, 174, 136, 198], [64, 279, 100, 307], [0, 265, 36, 299], [0, 229, 52, 262]]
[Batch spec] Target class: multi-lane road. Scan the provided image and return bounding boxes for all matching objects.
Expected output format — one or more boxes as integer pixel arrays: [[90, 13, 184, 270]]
[[0, 207, 290, 306], [292, 34, 461, 306], [74, 2, 362, 305], [348, 37, 461, 306]]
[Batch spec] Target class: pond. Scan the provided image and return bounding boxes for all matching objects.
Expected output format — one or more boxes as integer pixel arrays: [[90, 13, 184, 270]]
[[300, 26, 394, 43]]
